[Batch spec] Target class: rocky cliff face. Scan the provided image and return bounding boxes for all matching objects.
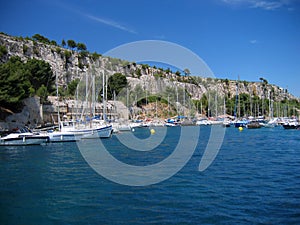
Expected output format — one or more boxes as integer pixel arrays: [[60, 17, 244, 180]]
[[0, 33, 298, 129], [0, 97, 42, 131], [0, 33, 295, 102], [0, 33, 127, 87]]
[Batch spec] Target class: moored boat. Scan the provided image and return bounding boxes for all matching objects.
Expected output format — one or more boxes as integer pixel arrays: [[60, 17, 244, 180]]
[[0, 127, 49, 146], [246, 121, 262, 129], [262, 118, 279, 128], [282, 119, 300, 129], [196, 119, 211, 126], [234, 120, 248, 128], [81, 124, 113, 139], [48, 121, 112, 142], [110, 122, 131, 133], [222, 120, 231, 127], [165, 118, 180, 127]]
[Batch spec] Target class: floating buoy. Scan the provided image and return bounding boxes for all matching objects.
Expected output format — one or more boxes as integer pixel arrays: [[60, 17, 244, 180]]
[[150, 128, 155, 135], [238, 127, 243, 131], [131, 128, 135, 132]]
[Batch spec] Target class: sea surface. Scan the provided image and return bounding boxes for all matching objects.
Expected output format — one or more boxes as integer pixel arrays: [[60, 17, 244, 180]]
[[0, 126, 299, 224]]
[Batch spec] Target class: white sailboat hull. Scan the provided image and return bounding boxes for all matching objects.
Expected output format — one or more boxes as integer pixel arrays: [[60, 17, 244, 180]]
[[82, 125, 113, 139], [48, 132, 82, 142]]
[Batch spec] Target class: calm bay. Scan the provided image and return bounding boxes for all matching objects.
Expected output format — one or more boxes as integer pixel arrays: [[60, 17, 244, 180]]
[[1, 126, 299, 224]]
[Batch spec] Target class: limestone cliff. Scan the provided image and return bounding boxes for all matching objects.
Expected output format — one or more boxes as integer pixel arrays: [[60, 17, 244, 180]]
[[0, 32, 299, 129], [0, 33, 296, 101]]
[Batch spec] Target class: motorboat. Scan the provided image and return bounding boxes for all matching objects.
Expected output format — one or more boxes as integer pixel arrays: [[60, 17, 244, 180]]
[[0, 127, 49, 146], [282, 119, 300, 129], [246, 121, 262, 129], [233, 119, 248, 128]]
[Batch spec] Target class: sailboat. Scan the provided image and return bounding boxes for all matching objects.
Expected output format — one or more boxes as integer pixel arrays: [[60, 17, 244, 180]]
[[110, 90, 132, 132], [263, 90, 278, 128], [77, 69, 113, 138], [233, 76, 248, 128], [222, 95, 231, 127], [48, 120, 112, 142], [48, 70, 112, 142]]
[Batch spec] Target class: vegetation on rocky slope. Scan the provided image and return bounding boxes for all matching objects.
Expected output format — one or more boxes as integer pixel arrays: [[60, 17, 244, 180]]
[[0, 56, 54, 111], [0, 32, 299, 119]]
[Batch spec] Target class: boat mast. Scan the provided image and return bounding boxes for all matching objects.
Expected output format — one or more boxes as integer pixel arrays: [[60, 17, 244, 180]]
[[156, 98, 158, 118], [200, 101, 203, 117], [234, 79, 239, 119], [176, 85, 179, 115], [56, 71, 60, 124], [102, 70, 106, 121], [261, 88, 264, 118], [250, 85, 253, 117], [105, 72, 108, 120], [183, 84, 186, 117], [238, 75, 240, 118], [208, 91, 210, 117], [113, 90, 116, 121], [75, 85, 78, 120], [215, 89, 218, 118], [92, 73, 95, 118], [126, 86, 129, 120], [223, 95, 226, 116], [168, 95, 170, 116], [268, 90, 272, 119]]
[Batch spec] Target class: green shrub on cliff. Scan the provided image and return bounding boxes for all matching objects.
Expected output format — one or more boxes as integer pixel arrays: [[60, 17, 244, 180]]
[[0, 45, 8, 57], [67, 78, 80, 96], [0, 56, 55, 111], [0, 57, 31, 110], [106, 73, 128, 100], [25, 58, 55, 93]]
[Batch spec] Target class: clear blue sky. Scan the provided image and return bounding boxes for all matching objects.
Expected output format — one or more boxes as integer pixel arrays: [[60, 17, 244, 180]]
[[1, 0, 299, 97]]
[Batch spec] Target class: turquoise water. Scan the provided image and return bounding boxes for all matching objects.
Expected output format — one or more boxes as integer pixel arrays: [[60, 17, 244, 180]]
[[0, 126, 299, 224]]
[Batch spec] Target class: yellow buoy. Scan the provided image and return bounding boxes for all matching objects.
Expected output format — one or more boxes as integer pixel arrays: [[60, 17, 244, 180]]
[[238, 127, 243, 131], [150, 128, 155, 135]]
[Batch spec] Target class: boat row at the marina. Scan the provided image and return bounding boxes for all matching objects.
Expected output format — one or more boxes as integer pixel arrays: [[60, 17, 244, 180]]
[[0, 118, 165, 146], [1, 116, 299, 146], [0, 120, 113, 146], [231, 117, 300, 129], [216, 116, 299, 129]]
